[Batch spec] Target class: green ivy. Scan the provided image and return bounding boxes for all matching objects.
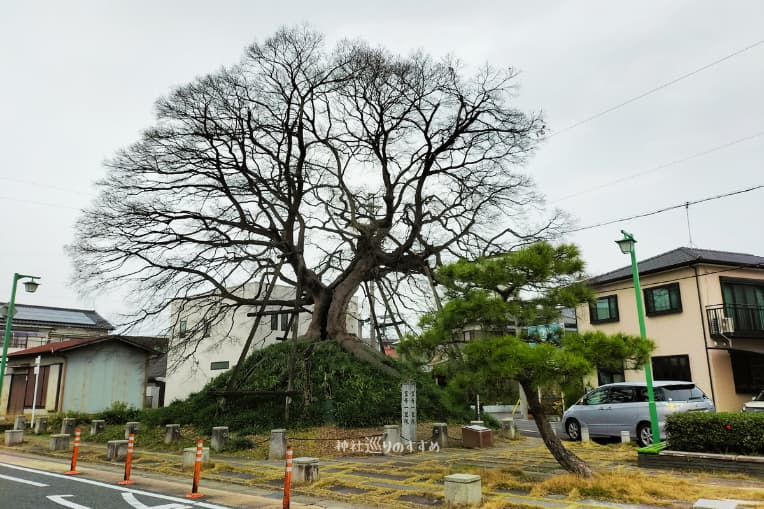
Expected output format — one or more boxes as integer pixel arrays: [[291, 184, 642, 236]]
[[666, 412, 764, 455]]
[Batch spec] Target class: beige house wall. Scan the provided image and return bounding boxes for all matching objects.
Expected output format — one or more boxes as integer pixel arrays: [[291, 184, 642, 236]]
[[577, 264, 764, 412]]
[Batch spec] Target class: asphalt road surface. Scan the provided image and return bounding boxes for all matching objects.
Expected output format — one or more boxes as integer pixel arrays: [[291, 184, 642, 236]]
[[0, 462, 234, 509], [514, 418, 567, 439]]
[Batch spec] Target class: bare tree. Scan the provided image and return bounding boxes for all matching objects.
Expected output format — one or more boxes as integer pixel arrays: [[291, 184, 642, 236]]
[[69, 27, 556, 366]]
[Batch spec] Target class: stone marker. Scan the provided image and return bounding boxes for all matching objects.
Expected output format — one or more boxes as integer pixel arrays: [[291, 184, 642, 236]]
[[90, 419, 105, 436], [401, 381, 417, 444], [50, 434, 70, 451], [5, 430, 23, 446], [500, 418, 518, 440], [61, 418, 76, 435], [107, 439, 130, 461], [293, 457, 319, 484], [581, 426, 590, 443], [165, 424, 181, 444], [620, 431, 630, 444], [383, 424, 401, 455], [211, 426, 228, 452], [125, 421, 140, 439], [14, 415, 26, 430], [432, 423, 448, 449], [444, 473, 482, 506], [693, 499, 742, 509], [182, 446, 210, 469], [268, 429, 287, 460], [34, 417, 48, 435]]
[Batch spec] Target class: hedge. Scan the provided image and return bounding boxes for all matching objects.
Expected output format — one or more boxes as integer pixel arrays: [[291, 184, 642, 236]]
[[666, 412, 764, 455]]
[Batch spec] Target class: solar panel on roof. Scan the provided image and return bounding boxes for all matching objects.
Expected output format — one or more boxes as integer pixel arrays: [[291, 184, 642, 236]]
[[14, 307, 96, 326]]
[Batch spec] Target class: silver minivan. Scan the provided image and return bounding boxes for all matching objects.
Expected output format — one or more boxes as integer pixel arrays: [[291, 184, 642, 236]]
[[562, 381, 715, 446]]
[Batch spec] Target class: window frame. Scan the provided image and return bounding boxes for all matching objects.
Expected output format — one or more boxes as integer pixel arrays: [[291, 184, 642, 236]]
[[210, 361, 230, 371], [652, 354, 692, 382], [589, 295, 619, 324], [644, 282, 682, 316]]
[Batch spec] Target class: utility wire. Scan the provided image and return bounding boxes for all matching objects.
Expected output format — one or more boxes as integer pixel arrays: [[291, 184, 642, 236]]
[[548, 38, 764, 138], [565, 184, 763, 234], [552, 130, 764, 203]]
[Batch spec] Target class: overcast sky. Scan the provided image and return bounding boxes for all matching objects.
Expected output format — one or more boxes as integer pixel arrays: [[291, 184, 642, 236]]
[[1, 1, 762, 326]]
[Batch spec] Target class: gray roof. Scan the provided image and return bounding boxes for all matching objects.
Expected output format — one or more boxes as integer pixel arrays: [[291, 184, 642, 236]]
[[588, 247, 764, 286], [2, 303, 113, 330]]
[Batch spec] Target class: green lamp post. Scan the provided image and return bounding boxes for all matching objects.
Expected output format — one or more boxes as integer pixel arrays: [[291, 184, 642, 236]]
[[0, 273, 41, 404], [615, 231, 661, 445]]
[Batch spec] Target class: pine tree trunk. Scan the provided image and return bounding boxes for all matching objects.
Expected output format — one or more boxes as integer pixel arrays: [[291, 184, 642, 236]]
[[520, 380, 593, 478]]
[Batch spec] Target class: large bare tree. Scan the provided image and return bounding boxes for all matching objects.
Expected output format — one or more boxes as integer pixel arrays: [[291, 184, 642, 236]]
[[70, 27, 557, 363]]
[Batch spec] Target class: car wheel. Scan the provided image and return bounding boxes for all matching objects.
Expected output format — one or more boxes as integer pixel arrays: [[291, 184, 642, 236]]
[[637, 422, 652, 447], [565, 419, 581, 441]]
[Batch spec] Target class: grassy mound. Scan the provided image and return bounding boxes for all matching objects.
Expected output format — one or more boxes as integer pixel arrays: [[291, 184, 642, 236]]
[[145, 340, 466, 433]]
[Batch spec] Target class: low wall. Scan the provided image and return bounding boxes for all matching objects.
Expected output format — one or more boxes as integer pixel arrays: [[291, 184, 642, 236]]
[[638, 449, 764, 476]]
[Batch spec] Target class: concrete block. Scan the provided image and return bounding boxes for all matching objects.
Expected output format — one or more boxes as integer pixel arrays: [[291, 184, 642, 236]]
[[444, 473, 481, 506], [50, 434, 70, 451], [693, 499, 742, 509], [268, 429, 287, 460], [61, 418, 76, 435], [5, 430, 23, 446], [383, 424, 401, 455], [124, 421, 140, 439], [500, 418, 518, 440], [581, 426, 590, 443], [34, 417, 48, 434], [211, 426, 228, 452], [432, 422, 448, 449], [90, 419, 105, 436], [621, 431, 630, 444], [14, 415, 26, 430], [293, 457, 319, 484], [182, 446, 210, 469], [462, 425, 493, 448], [165, 424, 180, 444], [107, 439, 129, 461]]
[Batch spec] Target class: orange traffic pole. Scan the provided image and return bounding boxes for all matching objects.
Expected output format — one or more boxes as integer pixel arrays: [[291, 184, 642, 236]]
[[118, 433, 136, 485], [65, 428, 81, 475], [185, 439, 204, 499], [282, 446, 293, 509]]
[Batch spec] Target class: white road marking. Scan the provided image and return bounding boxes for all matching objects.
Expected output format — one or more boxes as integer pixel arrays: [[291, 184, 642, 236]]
[[0, 463, 230, 509], [123, 492, 193, 509], [0, 472, 49, 487], [47, 494, 92, 508]]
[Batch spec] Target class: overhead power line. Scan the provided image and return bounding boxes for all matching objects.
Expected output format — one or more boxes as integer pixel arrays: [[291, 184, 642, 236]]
[[565, 184, 763, 234], [548, 37, 764, 138]]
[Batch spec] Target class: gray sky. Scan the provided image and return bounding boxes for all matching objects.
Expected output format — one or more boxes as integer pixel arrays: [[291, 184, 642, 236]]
[[1, 1, 762, 325]]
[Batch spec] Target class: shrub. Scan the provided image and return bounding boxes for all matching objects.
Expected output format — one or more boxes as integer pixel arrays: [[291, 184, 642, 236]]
[[666, 412, 764, 455], [96, 401, 141, 424]]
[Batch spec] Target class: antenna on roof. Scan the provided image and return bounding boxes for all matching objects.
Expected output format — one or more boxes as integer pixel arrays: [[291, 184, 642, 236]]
[[685, 201, 696, 248]]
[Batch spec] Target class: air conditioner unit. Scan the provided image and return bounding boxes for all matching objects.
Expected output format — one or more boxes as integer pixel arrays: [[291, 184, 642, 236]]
[[720, 317, 735, 334]]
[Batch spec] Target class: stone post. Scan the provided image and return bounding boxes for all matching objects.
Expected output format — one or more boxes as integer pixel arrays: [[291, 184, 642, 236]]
[[50, 434, 70, 451], [383, 424, 401, 455], [182, 446, 210, 469], [293, 457, 319, 484], [401, 381, 417, 445], [432, 423, 448, 449], [165, 424, 181, 444], [444, 473, 482, 506], [14, 415, 26, 430], [500, 418, 518, 440], [34, 416, 48, 435], [5, 430, 23, 446], [124, 421, 140, 439], [107, 439, 129, 461], [581, 426, 590, 443], [211, 426, 228, 452], [90, 419, 105, 436], [61, 418, 76, 435], [621, 431, 630, 444], [268, 429, 287, 460]]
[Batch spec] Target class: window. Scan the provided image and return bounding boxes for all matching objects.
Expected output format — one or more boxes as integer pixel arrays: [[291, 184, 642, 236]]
[[178, 320, 188, 337], [281, 313, 290, 332], [730, 350, 764, 393], [202, 322, 211, 338], [589, 295, 619, 323], [210, 361, 230, 371], [607, 386, 634, 404], [270, 313, 279, 331], [584, 387, 608, 405], [597, 366, 625, 385], [652, 354, 691, 381], [644, 283, 682, 316]]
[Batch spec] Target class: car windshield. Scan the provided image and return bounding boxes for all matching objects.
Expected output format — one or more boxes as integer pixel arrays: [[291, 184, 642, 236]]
[[659, 384, 705, 401]]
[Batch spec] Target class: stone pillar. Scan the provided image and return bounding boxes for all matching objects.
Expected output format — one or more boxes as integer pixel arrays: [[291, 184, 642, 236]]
[[90, 420, 105, 436], [500, 418, 518, 440], [165, 424, 181, 444], [5, 430, 23, 446], [182, 446, 210, 469], [432, 423, 448, 449], [268, 429, 287, 460], [34, 417, 48, 435], [50, 434, 70, 451], [211, 426, 229, 452], [125, 421, 140, 439], [621, 431, 630, 444], [293, 457, 319, 484], [581, 426, 590, 443], [107, 440, 130, 461], [14, 415, 26, 430], [444, 473, 482, 506], [61, 418, 76, 435], [383, 424, 401, 455]]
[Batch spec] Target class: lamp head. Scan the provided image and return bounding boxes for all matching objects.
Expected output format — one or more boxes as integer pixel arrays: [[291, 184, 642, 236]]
[[615, 230, 636, 254], [23, 279, 40, 293]]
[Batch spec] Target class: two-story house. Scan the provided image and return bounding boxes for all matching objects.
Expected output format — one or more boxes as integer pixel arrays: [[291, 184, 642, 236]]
[[577, 247, 764, 412]]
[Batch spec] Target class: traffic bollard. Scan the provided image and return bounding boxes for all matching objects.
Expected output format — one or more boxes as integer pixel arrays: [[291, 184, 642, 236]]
[[283, 446, 293, 509], [118, 433, 136, 485], [65, 428, 81, 475], [185, 439, 204, 499]]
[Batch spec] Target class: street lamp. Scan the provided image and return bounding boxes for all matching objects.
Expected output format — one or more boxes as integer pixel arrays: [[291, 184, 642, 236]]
[[0, 273, 41, 405], [615, 231, 661, 445]]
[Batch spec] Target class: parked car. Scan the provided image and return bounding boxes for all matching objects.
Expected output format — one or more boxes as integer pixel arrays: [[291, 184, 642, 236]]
[[742, 389, 764, 412], [562, 381, 715, 446]]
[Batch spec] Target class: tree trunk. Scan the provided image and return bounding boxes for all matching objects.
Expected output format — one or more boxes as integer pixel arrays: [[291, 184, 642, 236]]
[[520, 380, 593, 478]]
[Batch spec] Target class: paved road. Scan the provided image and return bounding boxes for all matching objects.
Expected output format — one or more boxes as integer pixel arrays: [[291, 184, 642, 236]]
[[513, 418, 568, 439], [0, 462, 233, 509]]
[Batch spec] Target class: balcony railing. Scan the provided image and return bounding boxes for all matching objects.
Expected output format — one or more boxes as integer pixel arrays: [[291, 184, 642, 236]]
[[706, 304, 764, 338]]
